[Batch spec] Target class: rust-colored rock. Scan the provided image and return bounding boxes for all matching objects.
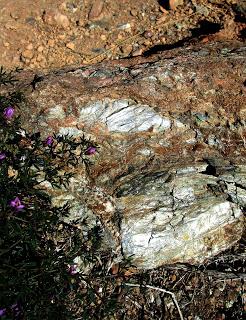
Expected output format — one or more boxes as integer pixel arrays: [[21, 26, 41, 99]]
[[14, 41, 246, 269], [88, 0, 104, 21]]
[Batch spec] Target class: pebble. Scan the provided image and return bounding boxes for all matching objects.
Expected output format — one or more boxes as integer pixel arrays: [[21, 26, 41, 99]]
[[43, 10, 70, 29], [24, 58, 30, 64], [37, 45, 44, 52], [169, 0, 184, 10], [55, 12, 70, 29], [121, 44, 132, 55], [22, 49, 34, 59], [3, 42, 10, 47], [47, 39, 55, 47], [130, 9, 138, 17], [89, 0, 104, 20], [58, 34, 66, 40], [143, 40, 151, 46], [26, 43, 33, 50], [131, 48, 143, 56], [149, 15, 157, 21], [160, 37, 167, 44], [66, 42, 75, 50], [144, 30, 153, 38], [117, 23, 131, 30], [66, 56, 74, 64], [36, 54, 44, 62]]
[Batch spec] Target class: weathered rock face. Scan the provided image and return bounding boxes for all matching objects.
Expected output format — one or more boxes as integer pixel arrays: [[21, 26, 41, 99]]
[[18, 41, 245, 269], [117, 164, 245, 268]]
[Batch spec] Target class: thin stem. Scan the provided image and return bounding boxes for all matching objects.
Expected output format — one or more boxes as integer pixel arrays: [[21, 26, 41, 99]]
[[0, 239, 22, 257], [124, 282, 184, 320]]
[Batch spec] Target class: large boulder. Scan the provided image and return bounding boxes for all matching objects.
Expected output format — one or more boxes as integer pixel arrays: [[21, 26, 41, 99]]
[[18, 41, 245, 269]]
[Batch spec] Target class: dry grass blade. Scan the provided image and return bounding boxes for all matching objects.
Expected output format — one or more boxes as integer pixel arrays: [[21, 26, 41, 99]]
[[125, 282, 184, 320]]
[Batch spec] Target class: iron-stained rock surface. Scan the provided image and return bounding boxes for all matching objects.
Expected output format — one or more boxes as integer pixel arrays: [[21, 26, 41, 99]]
[[17, 41, 245, 269]]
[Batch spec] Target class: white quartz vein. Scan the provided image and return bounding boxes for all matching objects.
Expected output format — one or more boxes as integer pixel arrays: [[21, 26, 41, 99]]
[[79, 99, 172, 132]]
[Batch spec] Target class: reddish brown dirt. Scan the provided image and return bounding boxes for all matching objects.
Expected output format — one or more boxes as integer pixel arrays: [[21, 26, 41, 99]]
[[0, 0, 245, 71]]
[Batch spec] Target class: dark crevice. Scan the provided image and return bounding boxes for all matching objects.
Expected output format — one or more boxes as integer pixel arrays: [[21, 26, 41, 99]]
[[201, 164, 217, 176], [232, 3, 246, 22], [158, 1, 169, 11], [240, 28, 246, 40]]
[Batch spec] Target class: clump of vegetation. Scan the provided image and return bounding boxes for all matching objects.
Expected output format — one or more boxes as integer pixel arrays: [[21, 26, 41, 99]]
[[0, 67, 120, 319]]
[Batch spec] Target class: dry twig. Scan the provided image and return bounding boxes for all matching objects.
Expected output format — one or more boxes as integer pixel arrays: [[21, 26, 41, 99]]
[[125, 282, 184, 320]]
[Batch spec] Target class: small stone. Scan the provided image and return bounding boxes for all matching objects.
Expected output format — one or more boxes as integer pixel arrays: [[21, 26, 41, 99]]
[[149, 15, 157, 22], [66, 42, 75, 50], [24, 58, 31, 64], [100, 34, 106, 40], [89, 0, 104, 20], [22, 49, 34, 59], [160, 37, 167, 44], [55, 12, 70, 29], [58, 34, 66, 40], [37, 45, 44, 52], [47, 39, 55, 47], [66, 56, 74, 64], [26, 43, 33, 50], [36, 54, 44, 62], [117, 23, 131, 30], [169, 0, 184, 10], [121, 44, 132, 55], [144, 30, 153, 38], [43, 10, 70, 29], [65, 2, 78, 13], [143, 40, 151, 46], [130, 9, 138, 17], [132, 48, 143, 57], [3, 42, 10, 47]]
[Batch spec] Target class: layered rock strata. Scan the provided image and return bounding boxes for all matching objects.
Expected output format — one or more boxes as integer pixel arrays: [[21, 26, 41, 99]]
[[17, 41, 245, 269]]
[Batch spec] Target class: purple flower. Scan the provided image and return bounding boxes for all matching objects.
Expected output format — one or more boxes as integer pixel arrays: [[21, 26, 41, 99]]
[[44, 136, 53, 146], [3, 107, 15, 120], [10, 197, 25, 212], [0, 308, 6, 317], [0, 153, 6, 161], [68, 264, 78, 275], [85, 146, 96, 155], [11, 303, 21, 317]]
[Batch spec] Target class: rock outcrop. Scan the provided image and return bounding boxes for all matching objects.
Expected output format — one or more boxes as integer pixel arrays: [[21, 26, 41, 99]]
[[17, 41, 245, 269]]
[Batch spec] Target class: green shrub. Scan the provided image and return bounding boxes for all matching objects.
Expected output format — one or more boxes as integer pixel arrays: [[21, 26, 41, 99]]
[[0, 68, 115, 319]]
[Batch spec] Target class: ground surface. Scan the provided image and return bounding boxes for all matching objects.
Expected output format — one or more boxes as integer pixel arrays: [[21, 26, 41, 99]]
[[0, 0, 245, 71], [0, 0, 245, 319]]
